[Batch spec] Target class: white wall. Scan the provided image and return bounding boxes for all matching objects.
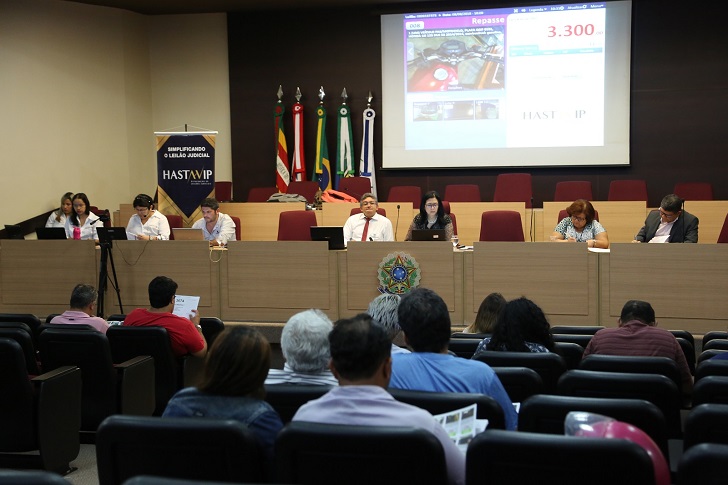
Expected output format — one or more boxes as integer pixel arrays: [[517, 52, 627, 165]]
[[0, 0, 231, 228]]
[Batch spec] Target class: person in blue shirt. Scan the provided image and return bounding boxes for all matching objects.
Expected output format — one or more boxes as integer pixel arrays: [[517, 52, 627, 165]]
[[390, 287, 518, 430]]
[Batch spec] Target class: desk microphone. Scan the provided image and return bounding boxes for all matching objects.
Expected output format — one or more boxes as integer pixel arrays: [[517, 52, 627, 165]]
[[395, 204, 400, 240], [530, 197, 535, 241], [369, 237, 373, 241]]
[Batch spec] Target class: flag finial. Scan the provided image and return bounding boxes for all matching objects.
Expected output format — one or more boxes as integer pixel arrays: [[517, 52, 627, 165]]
[[295, 87, 302, 102], [319, 86, 325, 104], [367, 91, 373, 107], [341, 88, 348, 104], [277, 85, 283, 101]]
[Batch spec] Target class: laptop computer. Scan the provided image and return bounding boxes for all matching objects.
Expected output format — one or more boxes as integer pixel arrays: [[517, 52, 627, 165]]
[[172, 228, 206, 241], [4, 225, 25, 240], [97, 227, 128, 244], [36, 227, 68, 240], [310, 226, 346, 250], [411, 229, 448, 242]]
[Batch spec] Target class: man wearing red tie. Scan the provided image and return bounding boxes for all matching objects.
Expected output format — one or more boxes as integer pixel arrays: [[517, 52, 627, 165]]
[[342, 193, 395, 246]]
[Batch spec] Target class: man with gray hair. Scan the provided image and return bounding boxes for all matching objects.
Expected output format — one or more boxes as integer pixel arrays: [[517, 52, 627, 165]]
[[367, 293, 410, 355], [49, 283, 110, 333], [265, 308, 338, 386], [342, 192, 395, 244]]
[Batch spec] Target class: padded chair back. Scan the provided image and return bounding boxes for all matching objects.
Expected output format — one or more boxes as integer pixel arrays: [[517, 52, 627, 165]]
[[703, 338, 728, 351], [96, 415, 265, 485], [473, 351, 567, 393], [558, 208, 599, 223], [466, 429, 655, 485], [608, 179, 648, 201], [551, 325, 605, 335], [263, 384, 332, 423], [38, 328, 117, 431], [479, 210, 524, 241], [673, 182, 713, 201], [230, 216, 241, 241], [0, 325, 40, 375], [557, 369, 682, 438], [350, 207, 386, 217], [518, 394, 669, 458], [493, 173, 532, 208], [552, 333, 593, 348], [578, 354, 682, 388], [702, 330, 728, 348], [554, 342, 584, 370], [448, 212, 458, 235], [695, 358, 728, 382], [669, 329, 695, 347], [683, 403, 728, 451], [107, 326, 181, 416], [0, 470, 71, 484], [677, 442, 728, 485], [166, 215, 183, 240], [387, 186, 422, 206], [275, 421, 448, 485], [554, 181, 593, 201], [338, 176, 372, 200], [286, 180, 319, 203], [247, 186, 278, 202], [199, 317, 224, 347], [717, 213, 728, 243], [447, 337, 482, 359], [388, 388, 506, 429], [0, 338, 35, 450], [444, 184, 481, 202], [277, 210, 317, 241], [692, 375, 728, 406], [492, 366, 544, 403], [698, 349, 728, 364], [214, 181, 233, 202], [0, 313, 42, 346]]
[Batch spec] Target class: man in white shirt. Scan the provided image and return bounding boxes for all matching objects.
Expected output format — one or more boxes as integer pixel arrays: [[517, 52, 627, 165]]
[[191, 197, 237, 246], [342, 193, 395, 245], [633, 194, 699, 243]]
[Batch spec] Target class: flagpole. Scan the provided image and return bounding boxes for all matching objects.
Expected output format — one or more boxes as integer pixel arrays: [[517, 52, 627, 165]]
[[274, 85, 290, 193]]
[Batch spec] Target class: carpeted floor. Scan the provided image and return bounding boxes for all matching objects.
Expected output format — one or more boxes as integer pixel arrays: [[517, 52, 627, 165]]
[[64, 444, 98, 485]]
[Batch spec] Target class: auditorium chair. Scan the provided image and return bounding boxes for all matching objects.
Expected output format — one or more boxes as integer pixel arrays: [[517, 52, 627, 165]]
[[448, 212, 458, 235], [492, 366, 544, 403], [702, 330, 728, 348], [695, 358, 728, 382], [0, 338, 82, 475], [703, 338, 728, 352], [166, 214, 183, 240], [697, 349, 728, 364], [338, 176, 372, 200], [673, 182, 713, 201], [0, 313, 42, 346], [551, 325, 605, 335], [277, 210, 317, 241], [246, 186, 278, 202], [0, 470, 71, 484], [444, 184, 481, 202], [38, 328, 155, 442], [263, 384, 332, 423], [214, 181, 233, 202], [553, 180, 593, 201], [199, 317, 225, 347], [682, 403, 728, 451], [554, 341, 585, 370], [608, 179, 648, 201], [96, 415, 266, 485], [231, 215, 241, 241], [552, 333, 593, 348], [479, 210, 525, 241], [386, 186, 422, 207], [275, 421, 448, 485], [286, 180, 320, 204], [447, 337, 482, 359], [0, 322, 40, 374], [717, 213, 728, 243], [388, 388, 506, 429], [677, 442, 728, 485], [472, 350, 567, 393], [466, 429, 656, 485], [691, 375, 728, 406], [578, 354, 682, 389], [493, 173, 533, 207]]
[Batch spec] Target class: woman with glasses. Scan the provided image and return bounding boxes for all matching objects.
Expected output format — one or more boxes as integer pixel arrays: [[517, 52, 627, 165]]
[[551, 199, 609, 248], [404, 190, 454, 241], [125, 193, 170, 241]]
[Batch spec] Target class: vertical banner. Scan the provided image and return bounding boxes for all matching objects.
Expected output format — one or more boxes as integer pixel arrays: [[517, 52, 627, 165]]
[[359, 97, 377, 197], [274, 98, 290, 193], [155, 132, 216, 226], [336, 93, 355, 189], [313, 88, 332, 192], [292, 87, 307, 182]]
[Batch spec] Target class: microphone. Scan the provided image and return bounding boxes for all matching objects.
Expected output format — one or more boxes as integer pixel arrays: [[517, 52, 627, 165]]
[[530, 197, 535, 242], [369, 237, 373, 241], [395, 204, 400, 240]]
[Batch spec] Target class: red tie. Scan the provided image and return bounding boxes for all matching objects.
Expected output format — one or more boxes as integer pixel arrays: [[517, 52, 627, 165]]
[[361, 217, 371, 241]]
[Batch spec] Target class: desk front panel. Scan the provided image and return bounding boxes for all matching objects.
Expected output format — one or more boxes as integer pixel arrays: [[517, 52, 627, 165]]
[[343, 242, 462, 323], [220, 241, 338, 322], [543, 201, 648, 244], [600, 243, 728, 333], [0, 240, 99, 315], [448, 202, 526, 246], [106, 240, 219, 316], [466, 242, 599, 327], [683, 201, 728, 244]]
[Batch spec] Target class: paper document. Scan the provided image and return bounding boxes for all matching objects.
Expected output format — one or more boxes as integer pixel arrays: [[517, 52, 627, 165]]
[[433, 404, 487, 454], [173, 295, 200, 319]]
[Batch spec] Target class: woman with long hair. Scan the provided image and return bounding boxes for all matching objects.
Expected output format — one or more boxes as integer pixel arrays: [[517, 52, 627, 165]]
[[64, 192, 100, 241], [404, 190, 454, 241], [45, 191, 73, 228]]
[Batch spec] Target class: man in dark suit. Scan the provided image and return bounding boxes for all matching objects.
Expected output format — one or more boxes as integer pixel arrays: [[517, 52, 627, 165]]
[[633, 193, 698, 243]]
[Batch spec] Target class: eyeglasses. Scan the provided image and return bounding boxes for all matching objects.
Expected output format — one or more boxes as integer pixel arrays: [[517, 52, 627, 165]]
[[659, 209, 678, 220], [571, 215, 586, 222], [425, 203, 438, 209]]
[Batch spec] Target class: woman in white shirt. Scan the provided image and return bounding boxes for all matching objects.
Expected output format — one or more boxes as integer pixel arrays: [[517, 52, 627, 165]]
[[65, 192, 100, 241], [126, 193, 170, 241], [45, 192, 73, 228]]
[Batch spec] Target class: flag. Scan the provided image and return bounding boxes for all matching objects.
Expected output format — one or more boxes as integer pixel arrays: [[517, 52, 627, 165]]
[[359, 106, 377, 197], [313, 105, 332, 192], [292, 102, 306, 182], [336, 103, 355, 189], [274, 102, 290, 193]]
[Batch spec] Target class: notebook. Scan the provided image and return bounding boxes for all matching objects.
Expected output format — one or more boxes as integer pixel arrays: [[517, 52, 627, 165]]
[[172, 228, 206, 241], [35, 227, 68, 240], [411, 229, 448, 242], [310, 226, 346, 250], [4, 224, 25, 240], [96, 227, 128, 244]]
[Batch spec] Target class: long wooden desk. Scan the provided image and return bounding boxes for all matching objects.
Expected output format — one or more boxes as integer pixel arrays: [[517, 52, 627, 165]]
[[683, 201, 728, 244]]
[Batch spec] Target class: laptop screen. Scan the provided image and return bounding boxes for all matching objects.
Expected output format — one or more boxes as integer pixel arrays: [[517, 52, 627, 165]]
[[411, 229, 448, 242], [97, 227, 128, 244], [35, 227, 67, 240], [310, 226, 346, 250], [171, 228, 206, 241]]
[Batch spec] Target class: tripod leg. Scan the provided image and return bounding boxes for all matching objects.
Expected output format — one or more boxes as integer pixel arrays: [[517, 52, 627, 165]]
[[106, 244, 124, 314], [97, 245, 109, 317]]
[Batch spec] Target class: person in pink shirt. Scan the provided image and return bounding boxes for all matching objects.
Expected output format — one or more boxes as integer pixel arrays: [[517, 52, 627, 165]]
[[50, 284, 110, 333]]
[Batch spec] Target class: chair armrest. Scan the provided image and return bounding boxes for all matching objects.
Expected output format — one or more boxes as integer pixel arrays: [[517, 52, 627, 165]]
[[115, 356, 156, 416], [32, 365, 82, 474]]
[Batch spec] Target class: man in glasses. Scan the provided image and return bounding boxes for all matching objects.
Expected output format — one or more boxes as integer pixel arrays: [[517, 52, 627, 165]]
[[633, 193, 698, 243], [342, 192, 394, 245]]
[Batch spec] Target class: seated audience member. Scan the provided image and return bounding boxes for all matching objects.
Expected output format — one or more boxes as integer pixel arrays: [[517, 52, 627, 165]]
[[583, 299, 693, 396], [463, 292, 506, 334], [45, 191, 73, 228], [472, 297, 557, 356], [389, 287, 518, 430], [123, 275, 207, 358], [191, 197, 236, 246], [265, 309, 337, 386], [342, 193, 394, 245], [163, 326, 283, 475], [633, 193, 698, 243], [551, 199, 609, 248], [367, 293, 410, 355], [65, 192, 100, 241], [49, 283, 110, 333], [126, 193, 170, 241], [404, 190, 454, 242], [293, 314, 465, 485]]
